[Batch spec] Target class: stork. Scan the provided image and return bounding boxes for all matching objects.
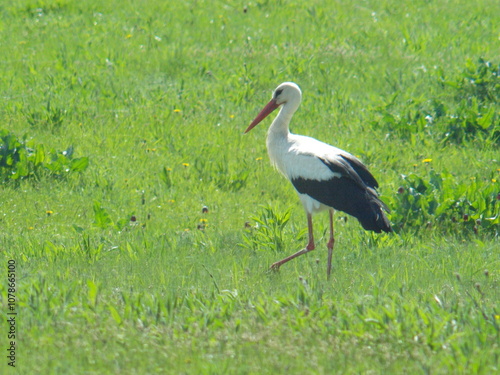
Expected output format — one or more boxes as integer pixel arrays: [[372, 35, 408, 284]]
[[245, 82, 392, 277]]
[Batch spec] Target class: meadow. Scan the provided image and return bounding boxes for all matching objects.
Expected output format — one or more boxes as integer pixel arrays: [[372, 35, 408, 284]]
[[0, 0, 499, 373]]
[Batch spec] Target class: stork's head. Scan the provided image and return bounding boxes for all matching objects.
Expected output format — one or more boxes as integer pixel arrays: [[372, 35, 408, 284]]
[[272, 82, 302, 106], [245, 82, 302, 133]]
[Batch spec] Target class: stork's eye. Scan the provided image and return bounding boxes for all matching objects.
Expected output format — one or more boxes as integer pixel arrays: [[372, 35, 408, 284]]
[[274, 89, 283, 98]]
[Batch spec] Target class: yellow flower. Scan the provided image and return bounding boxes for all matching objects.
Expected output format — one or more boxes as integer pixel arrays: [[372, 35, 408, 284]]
[[125, 34, 132, 39], [166, 167, 172, 172], [422, 158, 432, 163], [199, 218, 208, 223], [492, 179, 497, 183], [173, 109, 181, 113], [28, 226, 34, 230], [46, 210, 53, 216], [229, 115, 235, 119], [168, 199, 175, 203], [255, 157, 263, 161], [182, 163, 190, 167]]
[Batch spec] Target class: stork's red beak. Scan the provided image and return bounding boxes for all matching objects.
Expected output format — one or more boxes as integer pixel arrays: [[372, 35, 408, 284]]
[[244, 99, 280, 133]]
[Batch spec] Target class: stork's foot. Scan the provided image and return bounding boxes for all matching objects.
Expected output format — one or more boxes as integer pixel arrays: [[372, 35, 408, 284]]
[[269, 247, 311, 273], [269, 262, 282, 272]]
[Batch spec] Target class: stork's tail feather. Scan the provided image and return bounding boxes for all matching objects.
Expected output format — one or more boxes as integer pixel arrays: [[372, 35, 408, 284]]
[[356, 197, 393, 233]]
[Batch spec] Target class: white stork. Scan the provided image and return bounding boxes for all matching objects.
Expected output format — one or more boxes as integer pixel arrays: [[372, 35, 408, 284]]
[[245, 82, 392, 277]]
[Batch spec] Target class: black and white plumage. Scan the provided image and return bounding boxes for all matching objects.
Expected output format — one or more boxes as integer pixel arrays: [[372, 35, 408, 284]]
[[245, 82, 392, 277]]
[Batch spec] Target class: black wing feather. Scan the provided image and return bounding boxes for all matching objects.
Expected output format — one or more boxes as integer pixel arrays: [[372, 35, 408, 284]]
[[291, 156, 392, 233], [320, 154, 379, 189]]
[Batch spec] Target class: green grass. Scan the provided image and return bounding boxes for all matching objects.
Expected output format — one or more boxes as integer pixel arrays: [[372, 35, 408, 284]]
[[0, 0, 499, 373]]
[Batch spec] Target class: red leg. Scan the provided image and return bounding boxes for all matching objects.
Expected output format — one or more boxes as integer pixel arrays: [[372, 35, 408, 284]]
[[270, 213, 315, 271], [327, 209, 335, 278]]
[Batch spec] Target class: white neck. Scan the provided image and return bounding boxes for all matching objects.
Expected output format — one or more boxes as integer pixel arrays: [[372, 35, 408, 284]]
[[266, 94, 302, 175], [267, 95, 301, 138]]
